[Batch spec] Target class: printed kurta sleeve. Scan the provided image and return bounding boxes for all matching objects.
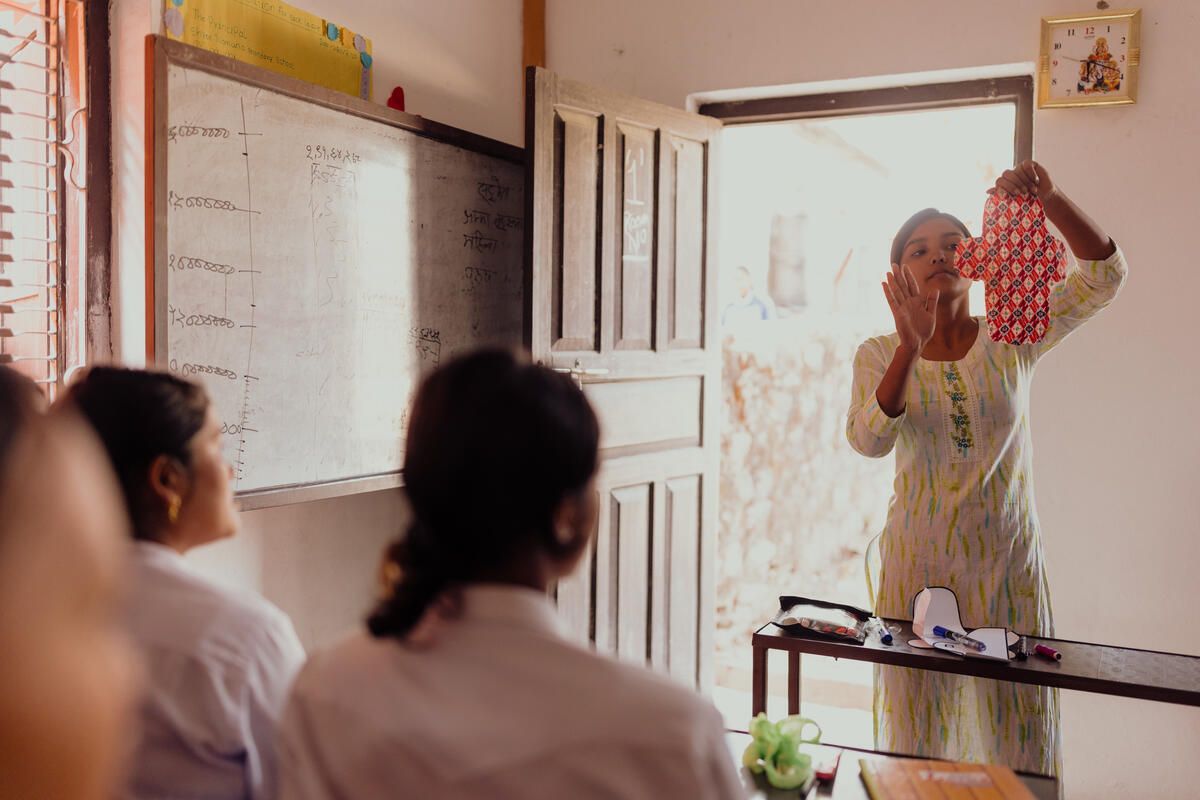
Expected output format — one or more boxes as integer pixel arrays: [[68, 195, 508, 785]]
[[846, 339, 905, 458], [1033, 244, 1127, 357]]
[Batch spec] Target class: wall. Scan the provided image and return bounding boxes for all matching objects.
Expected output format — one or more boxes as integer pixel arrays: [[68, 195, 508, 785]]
[[108, 0, 1199, 793], [546, 1, 1199, 797], [109, 0, 523, 650]]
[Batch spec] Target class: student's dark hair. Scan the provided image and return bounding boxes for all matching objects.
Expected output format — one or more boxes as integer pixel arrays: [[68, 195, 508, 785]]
[[890, 208, 971, 266], [0, 366, 45, 509], [65, 366, 209, 542], [368, 348, 600, 641]]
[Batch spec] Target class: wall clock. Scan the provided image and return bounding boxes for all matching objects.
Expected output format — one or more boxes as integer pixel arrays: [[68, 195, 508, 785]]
[[1039, 9, 1141, 107]]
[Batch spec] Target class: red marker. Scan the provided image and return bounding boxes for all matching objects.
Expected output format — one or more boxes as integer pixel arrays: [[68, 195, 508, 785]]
[[1033, 643, 1062, 661]]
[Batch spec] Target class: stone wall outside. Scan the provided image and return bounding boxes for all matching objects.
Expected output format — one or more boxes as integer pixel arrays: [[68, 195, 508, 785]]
[[716, 316, 895, 664]]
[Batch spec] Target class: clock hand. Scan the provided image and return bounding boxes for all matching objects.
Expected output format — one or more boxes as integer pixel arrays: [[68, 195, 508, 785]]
[[1058, 55, 1121, 75]]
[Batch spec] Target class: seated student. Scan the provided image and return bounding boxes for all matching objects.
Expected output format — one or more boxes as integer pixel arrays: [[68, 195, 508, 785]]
[[278, 349, 743, 800], [0, 366, 140, 800], [67, 366, 305, 800]]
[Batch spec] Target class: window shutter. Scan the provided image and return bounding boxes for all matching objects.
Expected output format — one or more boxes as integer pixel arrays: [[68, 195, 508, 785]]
[[0, 0, 86, 400]]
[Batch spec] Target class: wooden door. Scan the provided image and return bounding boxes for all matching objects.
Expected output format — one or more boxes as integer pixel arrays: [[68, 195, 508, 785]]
[[524, 67, 721, 690]]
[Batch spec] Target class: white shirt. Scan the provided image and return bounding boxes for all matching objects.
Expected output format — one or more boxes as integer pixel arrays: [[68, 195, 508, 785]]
[[278, 584, 744, 800], [125, 541, 306, 800]]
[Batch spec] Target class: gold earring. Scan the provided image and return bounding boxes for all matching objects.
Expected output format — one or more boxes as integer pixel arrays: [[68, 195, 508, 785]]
[[168, 497, 181, 524]]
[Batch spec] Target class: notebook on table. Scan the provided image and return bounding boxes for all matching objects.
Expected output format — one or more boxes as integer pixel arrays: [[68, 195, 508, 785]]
[[859, 759, 1036, 800]]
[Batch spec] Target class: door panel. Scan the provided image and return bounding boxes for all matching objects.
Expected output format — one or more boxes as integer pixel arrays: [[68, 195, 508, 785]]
[[527, 67, 720, 689], [616, 123, 656, 351], [665, 474, 701, 682], [584, 375, 701, 457], [611, 483, 651, 662], [669, 136, 706, 349], [552, 107, 602, 352]]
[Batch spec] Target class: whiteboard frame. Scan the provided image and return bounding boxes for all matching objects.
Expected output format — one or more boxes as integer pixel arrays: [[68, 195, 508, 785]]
[[146, 35, 524, 510]]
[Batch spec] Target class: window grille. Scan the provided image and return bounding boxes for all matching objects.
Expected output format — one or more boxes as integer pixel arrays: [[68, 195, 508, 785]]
[[0, 0, 86, 400]]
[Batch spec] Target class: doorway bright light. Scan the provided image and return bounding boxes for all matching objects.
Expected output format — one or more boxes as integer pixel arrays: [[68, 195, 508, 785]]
[[714, 102, 1018, 743]]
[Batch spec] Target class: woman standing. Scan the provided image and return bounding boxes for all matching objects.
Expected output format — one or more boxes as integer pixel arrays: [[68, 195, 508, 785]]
[[846, 161, 1126, 775], [68, 367, 305, 800]]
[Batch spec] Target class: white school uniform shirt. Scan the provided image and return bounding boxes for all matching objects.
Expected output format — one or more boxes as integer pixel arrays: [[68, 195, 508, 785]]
[[278, 584, 745, 800], [124, 541, 306, 800]]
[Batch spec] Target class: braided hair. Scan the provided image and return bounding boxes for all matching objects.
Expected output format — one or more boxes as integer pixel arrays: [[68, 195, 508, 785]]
[[368, 349, 600, 640]]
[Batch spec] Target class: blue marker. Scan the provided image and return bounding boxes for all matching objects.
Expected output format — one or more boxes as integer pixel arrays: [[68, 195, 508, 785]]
[[932, 624, 986, 652], [870, 617, 893, 645]]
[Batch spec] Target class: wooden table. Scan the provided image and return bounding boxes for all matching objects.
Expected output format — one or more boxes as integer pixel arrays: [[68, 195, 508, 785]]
[[726, 732, 1057, 799], [752, 617, 1200, 716]]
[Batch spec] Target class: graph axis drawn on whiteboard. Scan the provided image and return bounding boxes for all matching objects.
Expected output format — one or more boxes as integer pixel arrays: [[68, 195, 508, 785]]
[[157, 44, 526, 502], [233, 96, 263, 487]]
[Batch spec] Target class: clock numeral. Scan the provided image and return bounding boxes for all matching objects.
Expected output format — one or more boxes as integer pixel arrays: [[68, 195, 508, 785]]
[[1085, 26, 1095, 35], [1054, 42, 1062, 50], [1052, 59, 1058, 67], [1067, 28, 1075, 36], [1106, 25, 1111, 32], [1121, 35, 1126, 44], [1051, 78, 1057, 86]]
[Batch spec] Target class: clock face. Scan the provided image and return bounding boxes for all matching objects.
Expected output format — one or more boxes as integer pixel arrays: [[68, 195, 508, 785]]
[[1046, 19, 1132, 101]]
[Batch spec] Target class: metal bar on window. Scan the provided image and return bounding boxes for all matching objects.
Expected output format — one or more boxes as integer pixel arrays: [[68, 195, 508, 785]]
[[0, 0, 64, 396], [0, 29, 53, 47], [0, 1, 55, 21]]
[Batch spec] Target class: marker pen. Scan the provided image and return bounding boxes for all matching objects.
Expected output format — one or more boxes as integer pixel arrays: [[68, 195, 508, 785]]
[[1033, 643, 1062, 661], [931, 624, 986, 652]]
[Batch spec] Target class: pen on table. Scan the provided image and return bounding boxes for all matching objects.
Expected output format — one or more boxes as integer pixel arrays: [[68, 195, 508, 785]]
[[870, 617, 893, 645], [1033, 643, 1062, 661], [931, 624, 986, 652]]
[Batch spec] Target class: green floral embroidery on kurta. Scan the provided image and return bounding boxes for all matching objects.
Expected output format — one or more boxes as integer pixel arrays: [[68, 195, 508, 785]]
[[943, 365, 974, 457]]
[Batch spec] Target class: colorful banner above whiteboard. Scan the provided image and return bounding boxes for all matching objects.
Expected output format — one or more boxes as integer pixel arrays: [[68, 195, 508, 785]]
[[162, 0, 373, 100]]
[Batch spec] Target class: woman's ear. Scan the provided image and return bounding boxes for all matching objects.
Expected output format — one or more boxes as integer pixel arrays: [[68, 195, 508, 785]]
[[147, 454, 188, 518], [549, 489, 596, 561]]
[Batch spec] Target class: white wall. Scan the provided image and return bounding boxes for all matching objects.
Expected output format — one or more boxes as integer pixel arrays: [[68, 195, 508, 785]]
[[108, 0, 522, 650], [546, 0, 1200, 796]]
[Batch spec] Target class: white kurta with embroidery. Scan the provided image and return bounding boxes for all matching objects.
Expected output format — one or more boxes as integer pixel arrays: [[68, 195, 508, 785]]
[[846, 247, 1126, 776]]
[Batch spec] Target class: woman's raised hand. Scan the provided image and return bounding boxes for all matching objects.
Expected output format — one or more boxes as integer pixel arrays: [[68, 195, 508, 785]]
[[883, 263, 938, 354], [993, 159, 1059, 203]]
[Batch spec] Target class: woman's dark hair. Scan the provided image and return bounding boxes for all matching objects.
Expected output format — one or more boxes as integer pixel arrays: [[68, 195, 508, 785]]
[[890, 208, 971, 266], [65, 366, 209, 542], [0, 366, 45, 511], [368, 348, 600, 640]]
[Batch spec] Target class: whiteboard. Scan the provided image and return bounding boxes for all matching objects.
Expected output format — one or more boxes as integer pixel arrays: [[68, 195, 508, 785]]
[[150, 39, 525, 507]]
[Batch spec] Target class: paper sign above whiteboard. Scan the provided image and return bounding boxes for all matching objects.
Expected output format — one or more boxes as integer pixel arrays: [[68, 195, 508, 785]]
[[162, 0, 373, 100]]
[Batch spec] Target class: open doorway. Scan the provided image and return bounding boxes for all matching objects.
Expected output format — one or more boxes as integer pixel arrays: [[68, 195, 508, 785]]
[[707, 77, 1031, 743]]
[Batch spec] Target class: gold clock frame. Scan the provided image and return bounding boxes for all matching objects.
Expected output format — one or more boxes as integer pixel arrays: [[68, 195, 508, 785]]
[[1038, 8, 1141, 108]]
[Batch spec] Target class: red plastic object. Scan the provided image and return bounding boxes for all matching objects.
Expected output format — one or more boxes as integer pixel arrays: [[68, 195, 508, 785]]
[[815, 750, 842, 782], [954, 194, 1067, 345], [387, 86, 405, 112]]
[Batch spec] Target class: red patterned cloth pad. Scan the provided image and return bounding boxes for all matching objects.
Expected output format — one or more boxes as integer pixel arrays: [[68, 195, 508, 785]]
[[954, 193, 1067, 344]]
